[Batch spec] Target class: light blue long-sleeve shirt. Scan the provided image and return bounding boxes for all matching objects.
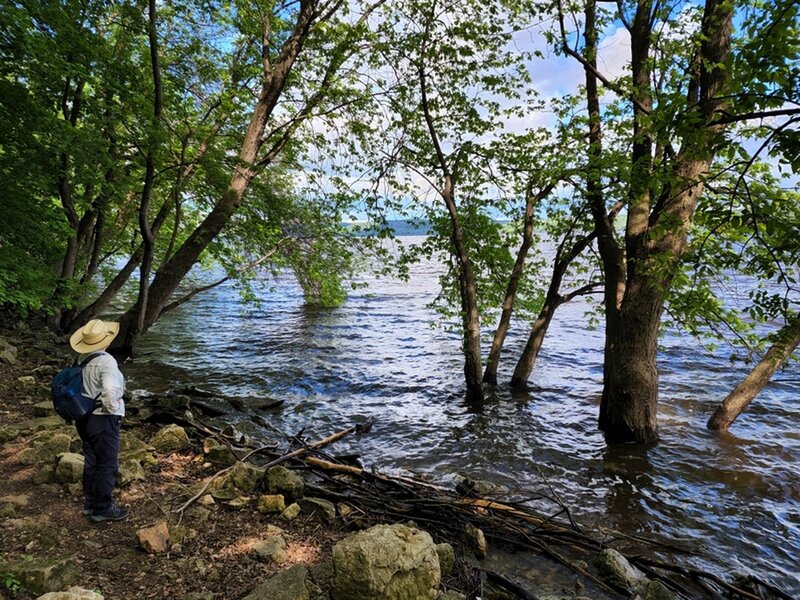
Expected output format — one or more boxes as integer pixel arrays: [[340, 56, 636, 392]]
[[78, 351, 125, 416]]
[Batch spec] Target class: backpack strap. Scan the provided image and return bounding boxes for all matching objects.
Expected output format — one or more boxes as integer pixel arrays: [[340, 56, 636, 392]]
[[78, 352, 106, 403], [79, 352, 105, 368]]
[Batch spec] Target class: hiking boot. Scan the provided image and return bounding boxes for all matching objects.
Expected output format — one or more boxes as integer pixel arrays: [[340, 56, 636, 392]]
[[90, 504, 129, 523]]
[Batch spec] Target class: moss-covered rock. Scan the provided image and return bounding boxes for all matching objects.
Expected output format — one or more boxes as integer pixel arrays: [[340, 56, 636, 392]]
[[267, 466, 304, 502], [54, 453, 84, 484], [18, 433, 72, 465], [149, 424, 191, 453]]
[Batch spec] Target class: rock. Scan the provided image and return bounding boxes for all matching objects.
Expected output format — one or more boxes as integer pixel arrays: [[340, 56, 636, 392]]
[[14, 416, 67, 433], [17, 375, 37, 387], [0, 337, 18, 365], [595, 548, 647, 591], [267, 465, 305, 502], [280, 503, 301, 521], [137, 521, 171, 554], [243, 565, 312, 600], [0, 424, 20, 443], [224, 497, 251, 510], [186, 507, 211, 523], [199, 494, 216, 506], [0, 493, 30, 507], [257, 494, 286, 514], [229, 461, 264, 491], [18, 433, 72, 465], [54, 453, 84, 483], [455, 476, 500, 497], [464, 523, 488, 559], [185, 593, 215, 600], [5, 556, 80, 595], [33, 401, 55, 417], [435, 543, 455, 576], [299, 497, 336, 524], [203, 439, 237, 466], [331, 523, 440, 600], [643, 579, 678, 600], [149, 424, 191, 453], [252, 529, 289, 564], [118, 458, 146, 486], [208, 462, 264, 500], [440, 592, 466, 600], [35, 586, 103, 599]]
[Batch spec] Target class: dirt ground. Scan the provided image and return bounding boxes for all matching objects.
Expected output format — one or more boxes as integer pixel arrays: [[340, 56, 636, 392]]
[[0, 327, 343, 600]]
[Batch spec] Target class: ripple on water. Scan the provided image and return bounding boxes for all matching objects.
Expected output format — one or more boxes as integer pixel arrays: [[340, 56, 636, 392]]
[[132, 251, 800, 595]]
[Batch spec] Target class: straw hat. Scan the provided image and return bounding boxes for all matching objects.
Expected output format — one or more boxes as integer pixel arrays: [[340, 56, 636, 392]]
[[69, 319, 120, 353]]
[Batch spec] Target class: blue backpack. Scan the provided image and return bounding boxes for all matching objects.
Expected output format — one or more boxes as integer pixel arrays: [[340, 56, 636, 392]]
[[51, 353, 103, 422]]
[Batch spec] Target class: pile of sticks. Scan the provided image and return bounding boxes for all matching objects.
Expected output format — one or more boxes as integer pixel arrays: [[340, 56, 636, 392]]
[[148, 400, 791, 600]]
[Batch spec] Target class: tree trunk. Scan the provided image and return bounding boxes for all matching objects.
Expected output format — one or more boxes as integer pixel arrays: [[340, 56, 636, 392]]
[[599, 0, 732, 444], [114, 0, 318, 353], [510, 293, 560, 389], [483, 184, 553, 386], [708, 316, 800, 431]]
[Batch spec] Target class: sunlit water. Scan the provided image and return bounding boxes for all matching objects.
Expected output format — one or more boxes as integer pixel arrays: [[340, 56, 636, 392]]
[[125, 237, 800, 594]]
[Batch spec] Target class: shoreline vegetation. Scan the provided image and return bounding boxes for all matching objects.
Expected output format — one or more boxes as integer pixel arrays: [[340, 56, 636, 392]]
[[0, 323, 791, 600]]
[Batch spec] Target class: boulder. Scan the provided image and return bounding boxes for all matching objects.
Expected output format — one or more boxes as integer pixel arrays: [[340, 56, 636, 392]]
[[149, 424, 191, 453], [331, 523, 440, 600], [595, 548, 647, 591], [643, 580, 678, 600], [137, 521, 170, 554], [267, 466, 305, 502], [257, 494, 286, 514], [54, 453, 84, 483], [19, 433, 72, 465], [299, 497, 336, 524], [243, 565, 312, 600], [14, 417, 67, 433], [35, 587, 103, 600]]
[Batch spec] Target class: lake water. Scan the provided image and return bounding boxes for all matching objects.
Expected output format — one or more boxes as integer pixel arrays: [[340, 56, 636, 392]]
[[125, 237, 800, 594]]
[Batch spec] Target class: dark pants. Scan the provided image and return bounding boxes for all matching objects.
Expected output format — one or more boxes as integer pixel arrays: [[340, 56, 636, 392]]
[[75, 414, 121, 512]]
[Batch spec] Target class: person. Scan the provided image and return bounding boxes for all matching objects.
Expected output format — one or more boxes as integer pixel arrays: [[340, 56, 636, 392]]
[[69, 318, 129, 523]]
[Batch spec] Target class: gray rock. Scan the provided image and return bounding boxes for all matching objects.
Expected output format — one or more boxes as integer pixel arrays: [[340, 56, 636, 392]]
[[331, 523, 440, 600], [35, 586, 103, 599], [595, 548, 647, 591], [54, 453, 84, 483], [299, 497, 336, 524], [243, 565, 311, 600], [267, 466, 305, 502], [14, 416, 66, 433], [464, 523, 487, 559], [149, 424, 191, 453]]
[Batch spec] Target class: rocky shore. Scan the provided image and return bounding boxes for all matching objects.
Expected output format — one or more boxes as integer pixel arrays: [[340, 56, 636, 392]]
[[1, 324, 753, 600]]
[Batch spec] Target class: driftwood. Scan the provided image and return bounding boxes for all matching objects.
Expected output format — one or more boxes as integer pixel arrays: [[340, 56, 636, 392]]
[[160, 403, 791, 600]]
